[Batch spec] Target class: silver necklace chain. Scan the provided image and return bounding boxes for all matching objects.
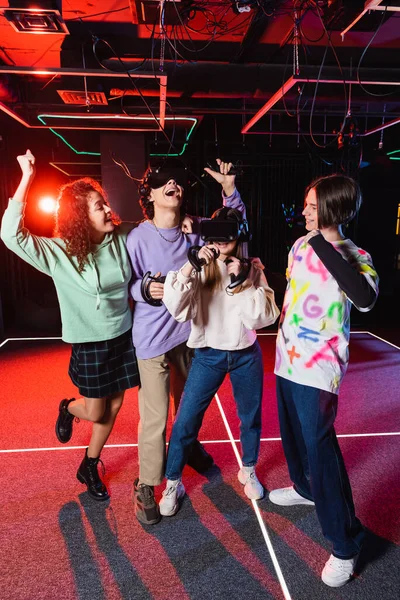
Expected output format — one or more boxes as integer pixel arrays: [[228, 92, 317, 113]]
[[151, 219, 182, 243]]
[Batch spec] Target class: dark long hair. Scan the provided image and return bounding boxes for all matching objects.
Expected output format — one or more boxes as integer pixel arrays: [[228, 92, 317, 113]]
[[55, 178, 120, 272], [305, 174, 362, 228]]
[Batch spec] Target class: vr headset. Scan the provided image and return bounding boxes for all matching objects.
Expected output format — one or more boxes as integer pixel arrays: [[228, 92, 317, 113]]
[[145, 168, 188, 190], [200, 208, 251, 243], [140, 158, 190, 195]]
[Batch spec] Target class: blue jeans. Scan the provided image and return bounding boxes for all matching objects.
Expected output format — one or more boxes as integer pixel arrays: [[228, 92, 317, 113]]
[[166, 342, 264, 480], [276, 376, 365, 559]]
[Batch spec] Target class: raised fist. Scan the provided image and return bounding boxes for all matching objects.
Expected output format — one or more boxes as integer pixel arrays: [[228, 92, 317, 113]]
[[17, 149, 36, 179]]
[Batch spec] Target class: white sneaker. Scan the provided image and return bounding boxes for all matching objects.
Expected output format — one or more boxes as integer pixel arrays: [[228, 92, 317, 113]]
[[238, 467, 264, 500], [321, 554, 357, 587], [159, 479, 185, 517], [269, 486, 315, 506]]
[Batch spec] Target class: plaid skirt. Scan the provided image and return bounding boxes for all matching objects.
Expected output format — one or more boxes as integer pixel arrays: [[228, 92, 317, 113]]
[[68, 330, 140, 398]]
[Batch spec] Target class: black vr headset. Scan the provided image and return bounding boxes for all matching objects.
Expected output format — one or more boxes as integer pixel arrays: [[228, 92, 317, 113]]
[[200, 207, 251, 243], [140, 160, 190, 195]]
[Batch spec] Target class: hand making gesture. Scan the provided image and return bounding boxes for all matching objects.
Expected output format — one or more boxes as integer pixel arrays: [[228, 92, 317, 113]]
[[12, 149, 36, 204], [204, 158, 236, 197], [17, 149, 36, 181]]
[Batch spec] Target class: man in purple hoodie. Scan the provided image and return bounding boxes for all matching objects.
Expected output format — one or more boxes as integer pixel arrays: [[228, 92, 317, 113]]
[[127, 158, 246, 525]]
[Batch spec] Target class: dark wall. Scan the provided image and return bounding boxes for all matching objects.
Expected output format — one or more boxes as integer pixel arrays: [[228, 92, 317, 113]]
[[0, 115, 68, 336], [1, 113, 399, 336], [358, 156, 399, 290], [100, 132, 146, 222], [357, 155, 400, 326]]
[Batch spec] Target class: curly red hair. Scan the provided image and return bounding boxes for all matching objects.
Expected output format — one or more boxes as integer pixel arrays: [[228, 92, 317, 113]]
[[55, 178, 120, 272]]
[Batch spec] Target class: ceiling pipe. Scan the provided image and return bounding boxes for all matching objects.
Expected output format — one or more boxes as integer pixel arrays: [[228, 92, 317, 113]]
[[242, 131, 339, 137], [2, 98, 395, 138], [0, 66, 160, 78], [242, 72, 400, 134], [363, 116, 400, 137], [110, 88, 182, 98], [0, 102, 41, 128], [11, 102, 400, 118], [241, 76, 296, 134], [0, 66, 167, 127], [341, 0, 385, 38]]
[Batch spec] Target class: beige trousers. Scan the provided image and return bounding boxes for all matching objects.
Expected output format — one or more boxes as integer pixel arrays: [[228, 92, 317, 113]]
[[137, 342, 193, 486]]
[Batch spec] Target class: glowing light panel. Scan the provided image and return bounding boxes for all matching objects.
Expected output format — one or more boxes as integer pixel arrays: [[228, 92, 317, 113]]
[[38, 196, 57, 214]]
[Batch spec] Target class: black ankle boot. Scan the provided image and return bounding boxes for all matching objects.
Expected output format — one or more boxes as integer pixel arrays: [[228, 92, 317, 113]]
[[77, 449, 110, 501], [55, 398, 75, 443], [187, 440, 214, 473]]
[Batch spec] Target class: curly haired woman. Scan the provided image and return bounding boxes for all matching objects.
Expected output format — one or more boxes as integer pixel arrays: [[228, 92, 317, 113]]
[[1, 149, 140, 501]]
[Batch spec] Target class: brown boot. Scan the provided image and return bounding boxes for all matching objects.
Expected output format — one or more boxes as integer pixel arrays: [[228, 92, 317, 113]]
[[132, 479, 161, 525]]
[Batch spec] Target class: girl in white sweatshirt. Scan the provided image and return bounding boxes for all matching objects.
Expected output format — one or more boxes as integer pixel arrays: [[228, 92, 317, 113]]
[[159, 207, 280, 516]]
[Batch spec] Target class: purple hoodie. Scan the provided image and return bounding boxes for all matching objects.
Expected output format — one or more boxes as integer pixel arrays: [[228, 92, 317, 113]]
[[126, 189, 245, 359]]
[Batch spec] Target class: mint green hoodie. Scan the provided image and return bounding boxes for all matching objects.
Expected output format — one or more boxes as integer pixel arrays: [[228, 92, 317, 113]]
[[1, 199, 135, 343]]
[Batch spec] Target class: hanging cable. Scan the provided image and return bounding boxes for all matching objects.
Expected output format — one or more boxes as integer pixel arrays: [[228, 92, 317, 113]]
[[307, 4, 348, 149], [81, 44, 91, 112], [379, 104, 386, 150], [356, 6, 397, 98]]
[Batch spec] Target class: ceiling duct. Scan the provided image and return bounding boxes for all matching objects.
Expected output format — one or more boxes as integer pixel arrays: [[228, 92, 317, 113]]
[[57, 90, 108, 106], [4, 0, 68, 34]]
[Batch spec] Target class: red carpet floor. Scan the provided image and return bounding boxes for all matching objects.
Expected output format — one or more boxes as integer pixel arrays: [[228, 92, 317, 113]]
[[1, 332, 399, 600]]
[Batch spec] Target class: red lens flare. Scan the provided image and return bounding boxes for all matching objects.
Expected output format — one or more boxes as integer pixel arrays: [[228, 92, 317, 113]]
[[38, 196, 57, 214]]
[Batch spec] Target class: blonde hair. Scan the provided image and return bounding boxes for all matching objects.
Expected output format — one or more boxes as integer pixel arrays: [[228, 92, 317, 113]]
[[203, 242, 245, 294]]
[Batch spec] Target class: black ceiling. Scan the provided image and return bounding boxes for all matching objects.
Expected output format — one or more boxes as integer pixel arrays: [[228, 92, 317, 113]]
[[0, 1, 400, 159]]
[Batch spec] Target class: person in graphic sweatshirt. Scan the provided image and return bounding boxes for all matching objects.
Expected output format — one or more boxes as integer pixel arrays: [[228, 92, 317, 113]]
[[1, 149, 140, 501], [126, 158, 246, 525], [270, 174, 379, 588]]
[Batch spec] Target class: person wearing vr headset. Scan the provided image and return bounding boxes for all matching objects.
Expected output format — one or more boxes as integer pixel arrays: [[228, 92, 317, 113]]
[[158, 207, 280, 517], [126, 158, 246, 525]]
